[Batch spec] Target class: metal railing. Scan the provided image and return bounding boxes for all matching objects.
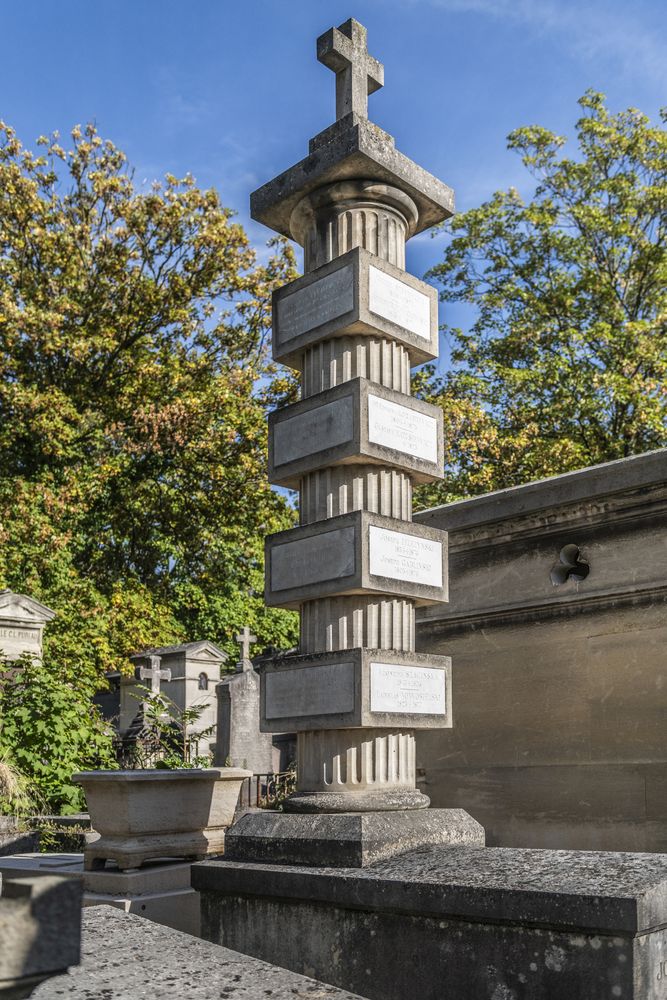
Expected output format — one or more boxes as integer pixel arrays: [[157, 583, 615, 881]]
[[238, 771, 297, 811]]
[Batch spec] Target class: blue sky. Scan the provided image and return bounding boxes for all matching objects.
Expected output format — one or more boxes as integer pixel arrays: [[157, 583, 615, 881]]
[[3, 0, 666, 364]]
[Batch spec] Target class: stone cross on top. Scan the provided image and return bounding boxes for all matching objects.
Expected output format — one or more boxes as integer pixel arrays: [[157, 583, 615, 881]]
[[235, 626, 257, 672], [139, 654, 171, 707], [317, 18, 384, 121]]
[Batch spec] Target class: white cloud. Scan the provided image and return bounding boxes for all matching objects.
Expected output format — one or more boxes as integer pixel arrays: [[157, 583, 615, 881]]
[[396, 0, 667, 89]]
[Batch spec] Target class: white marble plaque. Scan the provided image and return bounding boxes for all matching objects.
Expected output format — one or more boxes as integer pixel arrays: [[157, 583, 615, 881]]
[[368, 266, 431, 341], [370, 662, 446, 715], [368, 526, 442, 588], [274, 397, 353, 467], [271, 526, 356, 592], [278, 266, 354, 342], [367, 395, 438, 463], [265, 661, 355, 719]]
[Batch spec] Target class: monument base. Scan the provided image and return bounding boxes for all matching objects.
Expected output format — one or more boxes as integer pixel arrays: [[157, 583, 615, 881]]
[[223, 808, 483, 867], [193, 845, 667, 1000]]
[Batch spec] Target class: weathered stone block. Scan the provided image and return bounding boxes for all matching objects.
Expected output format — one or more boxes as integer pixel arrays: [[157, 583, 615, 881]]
[[272, 248, 438, 369], [0, 874, 81, 998], [195, 845, 667, 1000], [259, 647, 451, 732], [265, 510, 448, 609], [269, 377, 443, 487]]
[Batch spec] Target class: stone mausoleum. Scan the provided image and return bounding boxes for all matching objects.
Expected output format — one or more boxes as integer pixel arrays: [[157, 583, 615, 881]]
[[415, 448, 667, 853], [121, 641, 227, 758], [0, 590, 55, 663]]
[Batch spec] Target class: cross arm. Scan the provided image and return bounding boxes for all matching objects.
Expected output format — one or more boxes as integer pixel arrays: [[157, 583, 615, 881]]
[[317, 26, 384, 93]]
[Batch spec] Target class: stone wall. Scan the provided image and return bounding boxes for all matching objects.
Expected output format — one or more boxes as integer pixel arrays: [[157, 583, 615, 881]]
[[414, 450, 667, 852]]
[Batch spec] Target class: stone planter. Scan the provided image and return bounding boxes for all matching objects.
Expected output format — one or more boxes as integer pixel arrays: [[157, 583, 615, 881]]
[[73, 768, 251, 871]]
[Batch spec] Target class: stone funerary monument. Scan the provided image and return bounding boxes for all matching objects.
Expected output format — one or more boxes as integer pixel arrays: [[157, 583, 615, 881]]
[[225, 15, 481, 863], [193, 20, 667, 1000], [0, 590, 55, 662]]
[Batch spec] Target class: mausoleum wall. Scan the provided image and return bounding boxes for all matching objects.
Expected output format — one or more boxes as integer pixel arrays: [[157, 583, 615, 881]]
[[414, 449, 667, 851]]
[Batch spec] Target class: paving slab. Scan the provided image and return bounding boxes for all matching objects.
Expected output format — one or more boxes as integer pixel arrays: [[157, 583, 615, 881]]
[[33, 906, 365, 999]]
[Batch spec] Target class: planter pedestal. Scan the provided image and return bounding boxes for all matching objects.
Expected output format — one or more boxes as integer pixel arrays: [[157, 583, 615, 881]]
[[74, 768, 251, 872]]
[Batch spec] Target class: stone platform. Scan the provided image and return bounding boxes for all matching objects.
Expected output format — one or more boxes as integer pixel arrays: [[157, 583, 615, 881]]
[[33, 905, 365, 999], [224, 808, 483, 867], [193, 844, 667, 1000], [0, 853, 200, 935]]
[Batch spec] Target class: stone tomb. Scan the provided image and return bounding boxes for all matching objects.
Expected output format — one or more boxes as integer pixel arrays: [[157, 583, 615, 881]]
[[195, 846, 667, 1000], [0, 590, 55, 663], [121, 641, 227, 757], [192, 18, 667, 1000]]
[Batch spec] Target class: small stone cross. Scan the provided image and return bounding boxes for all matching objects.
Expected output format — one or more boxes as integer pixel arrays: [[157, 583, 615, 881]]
[[235, 626, 257, 671], [317, 18, 384, 121], [139, 654, 171, 697]]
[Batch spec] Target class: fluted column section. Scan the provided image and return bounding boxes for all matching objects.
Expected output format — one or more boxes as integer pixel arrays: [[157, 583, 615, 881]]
[[291, 729, 418, 813], [300, 466, 412, 524], [301, 336, 411, 398], [283, 177, 426, 807], [290, 180, 418, 272]]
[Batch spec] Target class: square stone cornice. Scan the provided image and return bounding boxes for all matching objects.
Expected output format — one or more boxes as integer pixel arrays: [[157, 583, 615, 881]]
[[250, 118, 455, 240]]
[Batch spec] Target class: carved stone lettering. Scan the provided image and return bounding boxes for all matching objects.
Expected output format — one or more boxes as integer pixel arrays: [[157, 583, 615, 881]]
[[368, 525, 442, 587], [274, 397, 354, 467], [370, 662, 446, 714], [277, 266, 354, 342], [265, 661, 356, 719], [367, 394, 438, 463], [271, 527, 356, 591], [368, 266, 430, 340]]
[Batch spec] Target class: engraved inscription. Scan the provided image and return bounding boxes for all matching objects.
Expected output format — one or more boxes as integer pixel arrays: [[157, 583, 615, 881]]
[[271, 527, 356, 592], [368, 266, 431, 340], [266, 661, 355, 719], [367, 394, 438, 463], [0, 628, 39, 642], [277, 266, 354, 342], [368, 526, 442, 588], [274, 397, 354, 467], [370, 662, 446, 715]]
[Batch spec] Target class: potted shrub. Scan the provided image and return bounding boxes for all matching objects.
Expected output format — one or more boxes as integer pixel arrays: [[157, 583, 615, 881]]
[[74, 685, 251, 871]]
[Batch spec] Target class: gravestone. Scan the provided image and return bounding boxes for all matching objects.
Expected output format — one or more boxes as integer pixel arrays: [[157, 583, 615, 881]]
[[0, 591, 55, 663], [121, 641, 227, 757], [215, 628, 274, 773]]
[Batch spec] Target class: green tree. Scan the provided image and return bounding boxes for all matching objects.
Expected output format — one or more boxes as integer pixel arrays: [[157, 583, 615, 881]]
[[0, 656, 116, 814], [0, 121, 299, 695], [418, 92, 667, 504]]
